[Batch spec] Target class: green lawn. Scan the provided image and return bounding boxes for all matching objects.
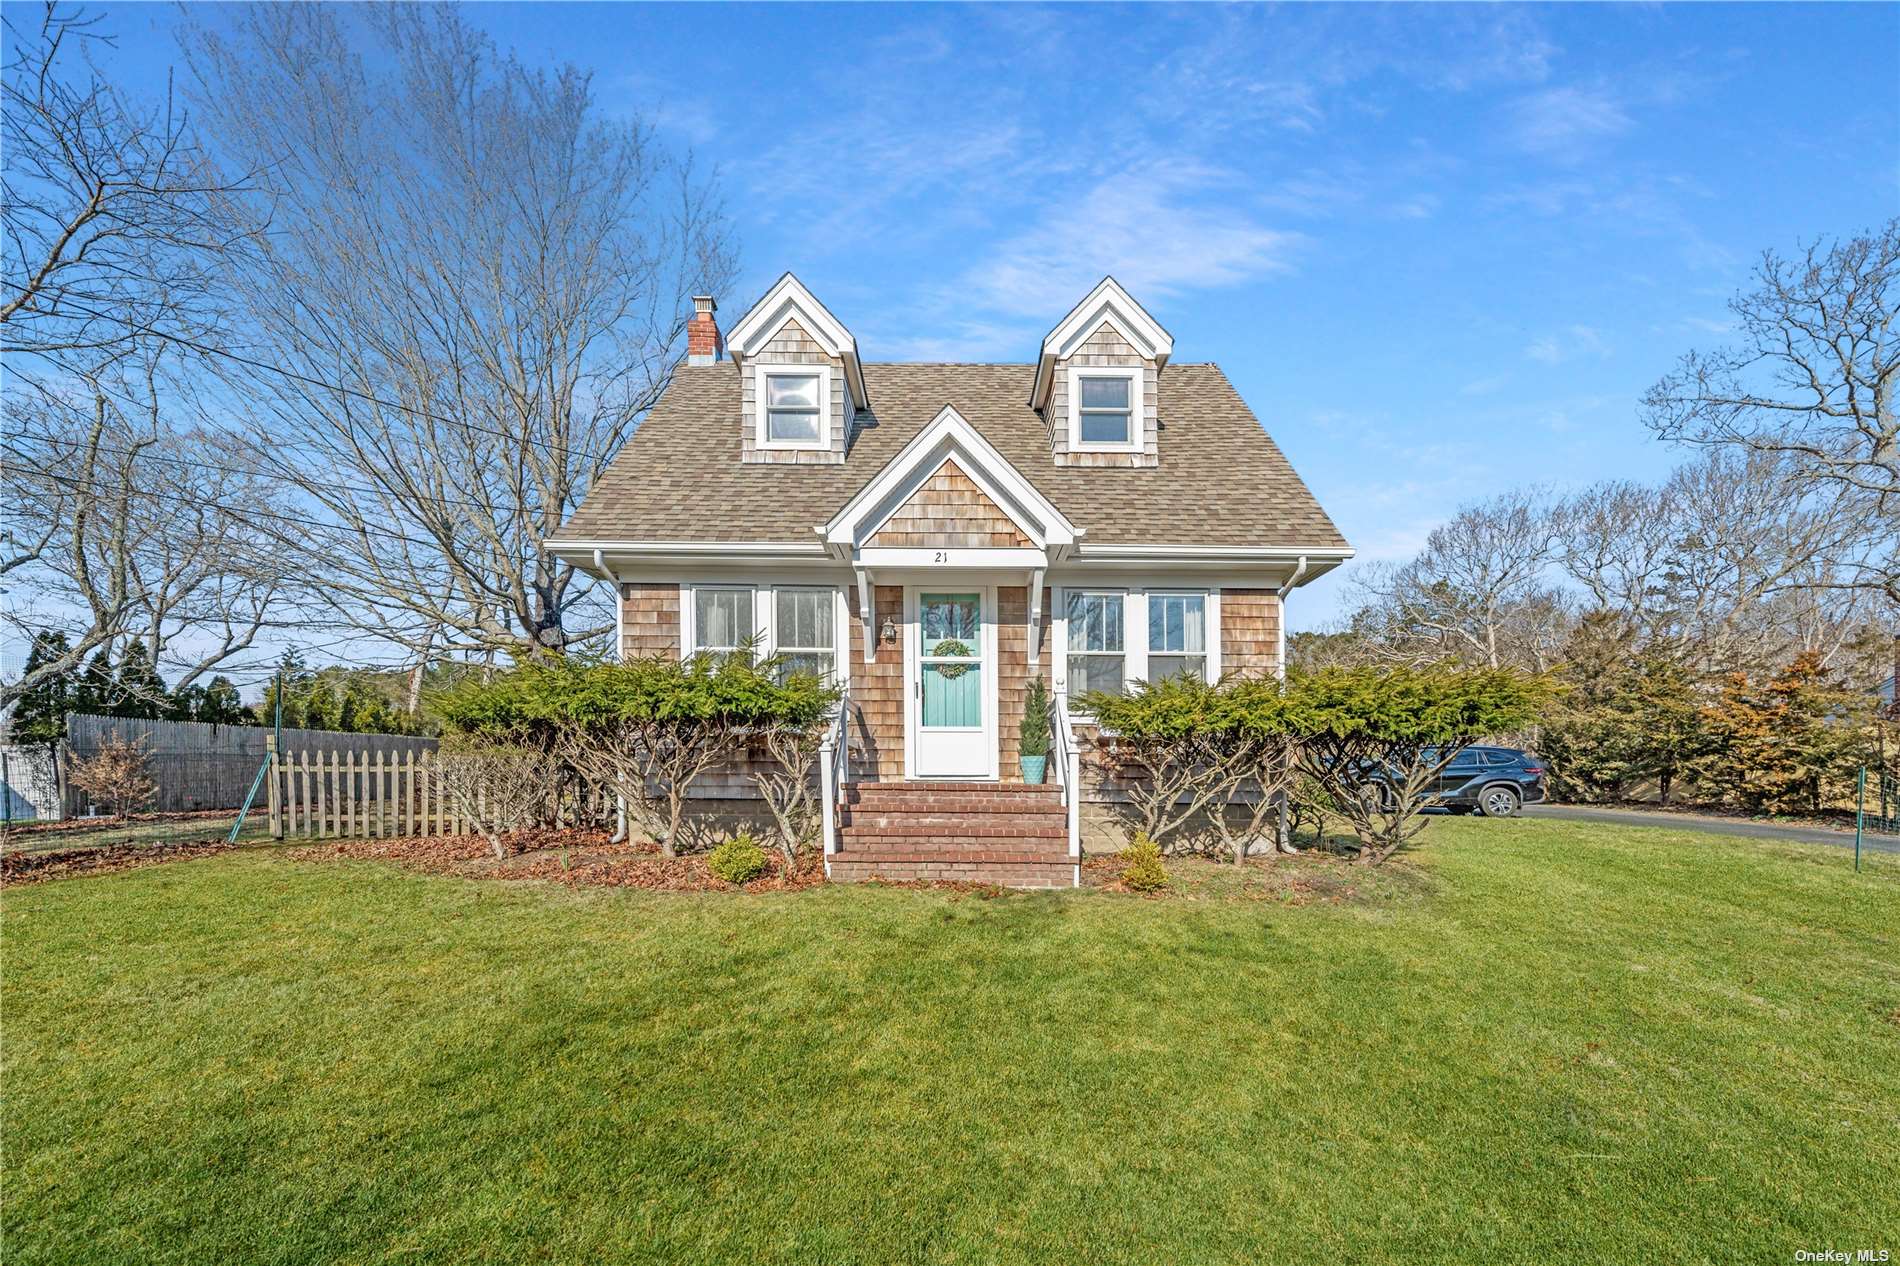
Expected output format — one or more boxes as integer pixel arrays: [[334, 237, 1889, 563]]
[[4, 819, 1896, 1264]]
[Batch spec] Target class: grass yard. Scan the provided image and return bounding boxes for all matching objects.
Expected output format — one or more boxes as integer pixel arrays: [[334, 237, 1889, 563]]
[[4, 818, 1897, 1264]]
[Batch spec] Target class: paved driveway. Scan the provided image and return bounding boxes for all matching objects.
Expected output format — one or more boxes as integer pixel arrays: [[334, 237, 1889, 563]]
[[1524, 803, 1900, 855]]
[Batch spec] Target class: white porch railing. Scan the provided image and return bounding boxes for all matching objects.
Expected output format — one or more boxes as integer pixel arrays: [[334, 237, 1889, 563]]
[[819, 683, 850, 874], [1051, 686, 1081, 886]]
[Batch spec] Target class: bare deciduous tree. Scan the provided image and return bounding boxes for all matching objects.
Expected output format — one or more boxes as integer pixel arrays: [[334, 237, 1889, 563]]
[[1347, 489, 1570, 672], [2, 351, 292, 709], [2, 1, 248, 386], [1643, 221, 1898, 604], [182, 3, 738, 661], [3, 3, 280, 710]]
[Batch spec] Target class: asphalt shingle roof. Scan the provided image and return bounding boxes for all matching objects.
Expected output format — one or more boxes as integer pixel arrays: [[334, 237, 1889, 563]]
[[556, 362, 1347, 549]]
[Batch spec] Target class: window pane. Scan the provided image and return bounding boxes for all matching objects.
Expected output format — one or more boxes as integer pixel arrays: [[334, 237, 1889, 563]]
[[767, 409, 820, 442], [695, 588, 753, 651], [1147, 655, 1205, 683], [1068, 654, 1124, 696], [921, 663, 982, 726], [1079, 376, 1130, 408], [766, 373, 820, 408], [776, 589, 832, 651], [1148, 594, 1205, 653], [777, 652, 829, 682], [1079, 410, 1130, 445], [921, 593, 979, 644], [1067, 593, 1123, 653]]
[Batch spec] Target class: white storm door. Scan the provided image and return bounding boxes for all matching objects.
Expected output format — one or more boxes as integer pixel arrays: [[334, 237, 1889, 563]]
[[911, 589, 992, 778]]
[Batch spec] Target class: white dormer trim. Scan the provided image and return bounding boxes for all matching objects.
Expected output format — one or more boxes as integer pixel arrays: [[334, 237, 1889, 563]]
[[1030, 276, 1173, 409], [726, 272, 869, 407], [819, 405, 1080, 554]]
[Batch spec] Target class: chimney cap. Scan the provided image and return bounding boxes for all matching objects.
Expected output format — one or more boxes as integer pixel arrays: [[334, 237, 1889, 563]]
[[692, 294, 717, 314]]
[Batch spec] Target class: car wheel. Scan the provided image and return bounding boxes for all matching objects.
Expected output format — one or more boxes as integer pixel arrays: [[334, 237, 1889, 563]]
[[1477, 784, 1522, 818]]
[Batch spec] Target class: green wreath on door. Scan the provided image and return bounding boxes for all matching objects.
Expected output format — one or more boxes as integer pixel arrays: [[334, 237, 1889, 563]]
[[930, 639, 974, 678]]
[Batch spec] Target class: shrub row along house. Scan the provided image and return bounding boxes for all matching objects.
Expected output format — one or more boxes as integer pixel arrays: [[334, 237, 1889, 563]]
[[544, 275, 1351, 886]]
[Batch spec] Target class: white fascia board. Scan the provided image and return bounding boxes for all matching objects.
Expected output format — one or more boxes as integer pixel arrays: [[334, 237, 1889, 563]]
[[1065, 545, 1351, 590], [1070, 544, 1353, 561], [854, 546, 1048, 569], [724, 272, 868, 405], [544, 538, 829, 570], [821, 405, 1078, 549]]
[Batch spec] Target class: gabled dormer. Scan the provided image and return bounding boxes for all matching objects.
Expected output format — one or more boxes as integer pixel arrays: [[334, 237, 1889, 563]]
[[724, 273, 868, 465], [1029, 277, 1172, 469]]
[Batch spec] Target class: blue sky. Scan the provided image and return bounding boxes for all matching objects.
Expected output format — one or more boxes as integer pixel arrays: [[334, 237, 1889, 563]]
[[89, 2, 1900, 629]]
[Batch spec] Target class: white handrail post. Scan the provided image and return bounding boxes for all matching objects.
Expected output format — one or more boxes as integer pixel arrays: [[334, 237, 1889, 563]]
[[1053, 687, 1082, 888], [820, 727, 837, 863]]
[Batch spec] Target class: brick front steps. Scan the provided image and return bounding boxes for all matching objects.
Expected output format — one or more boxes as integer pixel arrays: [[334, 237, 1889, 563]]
[[831, 781, 1075, 889]]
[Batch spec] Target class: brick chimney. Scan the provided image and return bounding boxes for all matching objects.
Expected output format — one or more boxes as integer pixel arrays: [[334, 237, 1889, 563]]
[[686, 295, 721, 366]]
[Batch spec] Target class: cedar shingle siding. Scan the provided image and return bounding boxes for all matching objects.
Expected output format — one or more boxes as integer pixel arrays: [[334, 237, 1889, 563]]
[[1220, 589, 1281, 676], [867, 459, 1031, 549], [620, 582, 680, 658]]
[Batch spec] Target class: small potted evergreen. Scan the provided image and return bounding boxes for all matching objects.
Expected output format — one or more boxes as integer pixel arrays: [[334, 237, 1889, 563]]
[[1019, 675, 1052, 784]]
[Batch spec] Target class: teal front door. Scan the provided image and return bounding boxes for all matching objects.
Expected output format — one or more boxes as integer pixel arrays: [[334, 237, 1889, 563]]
[[912, 590, 990, 778]]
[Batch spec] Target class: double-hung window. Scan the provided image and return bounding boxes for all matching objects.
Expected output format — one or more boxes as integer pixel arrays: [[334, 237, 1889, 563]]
[[773, 587, 835, 682], [760, 367, 827, 447], [1147, 592, 1207, 682], [1066, 591, 1125, 695], [1069, 367, 1140, 450], [692, 586, 755, 657]]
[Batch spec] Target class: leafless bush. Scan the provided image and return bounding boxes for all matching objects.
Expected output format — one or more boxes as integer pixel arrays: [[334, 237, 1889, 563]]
[[433, 742, 559, 859], [67, 736, 156, 818], [751, 723, 824, 869]]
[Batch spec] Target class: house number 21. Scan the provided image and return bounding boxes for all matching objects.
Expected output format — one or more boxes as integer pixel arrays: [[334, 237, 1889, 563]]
[[933, 551, 949, 563]]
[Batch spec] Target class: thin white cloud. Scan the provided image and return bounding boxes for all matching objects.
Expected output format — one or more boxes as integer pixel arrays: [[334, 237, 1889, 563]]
[[1525, 325, 1610, 364], [961, 161, 1303, 318], [1508, 83, 1633, 160]]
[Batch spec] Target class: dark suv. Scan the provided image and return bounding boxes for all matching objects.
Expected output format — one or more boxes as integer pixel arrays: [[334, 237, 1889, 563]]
[[1427, 746, 1548, 817]]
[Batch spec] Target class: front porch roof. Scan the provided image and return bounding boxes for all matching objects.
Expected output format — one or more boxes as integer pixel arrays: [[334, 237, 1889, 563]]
[[817, 405, 1079, 559]]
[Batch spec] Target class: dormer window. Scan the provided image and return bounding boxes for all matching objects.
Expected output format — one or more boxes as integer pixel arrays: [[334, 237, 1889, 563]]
[[756, 364, 830, 450], [1068, 366, 1142, 451]]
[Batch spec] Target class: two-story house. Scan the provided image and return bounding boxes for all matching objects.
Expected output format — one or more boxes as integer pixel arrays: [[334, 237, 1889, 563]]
[[545, 274, 1351, 887]]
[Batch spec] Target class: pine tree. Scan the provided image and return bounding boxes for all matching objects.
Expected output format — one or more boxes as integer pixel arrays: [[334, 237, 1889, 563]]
[[111, 643, 170, 719], [71, 650, 116, 717], [1696, 653, 1871, 813], [199, 676, 246, 726], [10, 631, 73, 743]]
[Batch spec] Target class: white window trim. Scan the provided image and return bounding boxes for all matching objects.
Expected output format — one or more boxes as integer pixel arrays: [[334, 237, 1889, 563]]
[[679, 581, 846, 680], [1066, 364, 1144, 453], [1060, 586, 1129, 699], [1053, 585, 1222, 714], [1144, 588, 1217, 684], [754, 362, 833, 451], [769, 584, 841, 681], [684, 583, 764, 656]]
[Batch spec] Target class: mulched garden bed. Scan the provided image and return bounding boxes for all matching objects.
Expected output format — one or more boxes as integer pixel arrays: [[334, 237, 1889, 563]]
[[1, 840, 243, 887], [287, 828, 829, 893]]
